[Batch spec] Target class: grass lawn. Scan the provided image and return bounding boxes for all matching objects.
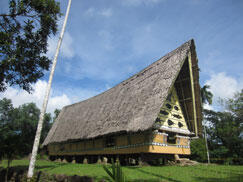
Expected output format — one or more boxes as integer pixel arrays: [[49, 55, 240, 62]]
[[1, 159, 243, 182]]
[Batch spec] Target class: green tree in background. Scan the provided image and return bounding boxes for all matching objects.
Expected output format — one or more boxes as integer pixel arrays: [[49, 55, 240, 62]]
[[201, 84, 213, 105], [53, 108, 61, 122], [204, 89, 243, 164], [190, 84, 213, 162], [190, 138, 207, 162], [0, 98, 22, 181], [0, 98, 52, 158], [0, 98, 52, 181], [0, 0, 61, 92], [0, 97, 53, 181], [13, 102, 52, 154]]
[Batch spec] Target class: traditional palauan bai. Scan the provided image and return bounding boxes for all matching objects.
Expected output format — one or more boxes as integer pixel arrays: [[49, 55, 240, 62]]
[[43, 39, 202, 165]]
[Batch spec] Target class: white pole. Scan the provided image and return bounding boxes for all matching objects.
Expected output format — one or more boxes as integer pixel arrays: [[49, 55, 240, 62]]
[[204, 121, 210, 164], [27, 0, 72, 178]]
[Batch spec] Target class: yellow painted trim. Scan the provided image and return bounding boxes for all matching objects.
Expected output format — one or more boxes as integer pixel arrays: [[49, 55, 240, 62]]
[[149, 145, 190, 155], [188, 52, 198, 136]]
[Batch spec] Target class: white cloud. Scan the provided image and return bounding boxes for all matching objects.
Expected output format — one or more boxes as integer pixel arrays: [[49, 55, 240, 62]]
[[0, 80, 105, 115], [122, 0, 162, 6], [131, 24, 163, 56], [64, 88, 102, 104], [100, 8, 113, 17], [205, 72, 243, 103], [203, 103, 213, 110], [84, 7, 113, 18], [0, 80, 71, 115], [84, 7, 95, 17], [98, 30, 114, 50], [47, 31, 74, 59]]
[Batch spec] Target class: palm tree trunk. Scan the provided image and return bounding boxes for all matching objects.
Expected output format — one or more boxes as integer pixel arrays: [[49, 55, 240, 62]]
[[27, 0, 72, 179], [5, 159, 11, 182], [204, 123, 210, 164]]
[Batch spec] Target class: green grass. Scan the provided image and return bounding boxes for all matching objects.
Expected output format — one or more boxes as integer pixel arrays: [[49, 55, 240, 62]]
[[1, 159, 243, 182]]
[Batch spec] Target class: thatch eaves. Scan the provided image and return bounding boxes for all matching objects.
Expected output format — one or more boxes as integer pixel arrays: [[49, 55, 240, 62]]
[[43, 39, 202, 146]]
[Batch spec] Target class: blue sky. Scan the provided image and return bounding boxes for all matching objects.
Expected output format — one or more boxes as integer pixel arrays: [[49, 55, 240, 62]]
[[1, 0, 243, 113]]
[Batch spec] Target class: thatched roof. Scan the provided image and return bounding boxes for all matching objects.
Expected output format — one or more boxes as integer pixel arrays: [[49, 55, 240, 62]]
[[43, 39, 202, 146]]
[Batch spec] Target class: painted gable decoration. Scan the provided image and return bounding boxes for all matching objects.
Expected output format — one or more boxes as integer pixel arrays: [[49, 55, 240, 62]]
[[155, 86, 190, 134]]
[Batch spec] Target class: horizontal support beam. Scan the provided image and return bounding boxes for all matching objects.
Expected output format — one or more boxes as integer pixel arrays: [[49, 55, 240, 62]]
[[179, 97, 192, 102]]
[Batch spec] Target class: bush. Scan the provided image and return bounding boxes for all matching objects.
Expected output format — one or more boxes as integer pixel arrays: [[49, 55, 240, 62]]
[[190, 138, 207, 162]]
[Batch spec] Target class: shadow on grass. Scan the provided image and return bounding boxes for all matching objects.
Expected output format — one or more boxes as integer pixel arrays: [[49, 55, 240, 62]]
[[132, 168, 182, 182], [124, 166, 143, 169], [1, 162, 68, 173], [193, 173, 243, 182], [192, 165, 242, 176], [36, 162, 68, 171]]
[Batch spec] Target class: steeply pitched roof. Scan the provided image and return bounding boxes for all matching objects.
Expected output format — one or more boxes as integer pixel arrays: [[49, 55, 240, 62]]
[[43, 39, 202, 146]]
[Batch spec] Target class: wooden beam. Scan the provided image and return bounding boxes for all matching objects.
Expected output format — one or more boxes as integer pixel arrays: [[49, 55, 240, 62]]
[[179, 97, 192, 102], [188, 52, 198, 136]]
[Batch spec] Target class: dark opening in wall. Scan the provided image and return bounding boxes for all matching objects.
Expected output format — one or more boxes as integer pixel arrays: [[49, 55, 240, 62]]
[[167, 119, 174, 126], [160, 110, 169, 115], [173, 114, 182, 119], [155, 117, 161, 123], [167, 133, 176, 144], [178, 122, 184, 128], [166, 103, 172, 109], [105, 137, 115, 147]]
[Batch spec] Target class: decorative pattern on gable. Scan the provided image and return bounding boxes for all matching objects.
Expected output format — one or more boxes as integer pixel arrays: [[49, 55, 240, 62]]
[[155, 86, 189, 131]]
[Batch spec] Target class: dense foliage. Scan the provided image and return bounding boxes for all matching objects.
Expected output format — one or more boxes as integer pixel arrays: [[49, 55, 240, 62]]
[[0, 98, 20, 162], [0, 0, 61, 92], [191, 86, 242, 164], [0, 98, 52, 161], [190, 138, 207, 162], [53, 108, 60, 122], [204, 90, 243, 164], [200, 85, 213, 105]]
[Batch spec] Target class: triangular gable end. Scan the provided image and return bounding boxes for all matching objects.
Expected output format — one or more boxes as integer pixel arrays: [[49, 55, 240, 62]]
[[154, 48, 201, 136], [155, 86, 190, 134]]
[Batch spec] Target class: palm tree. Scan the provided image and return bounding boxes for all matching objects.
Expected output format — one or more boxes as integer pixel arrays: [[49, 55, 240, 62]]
[[201, 85, 213, 105], [200, 84, 213, 164]]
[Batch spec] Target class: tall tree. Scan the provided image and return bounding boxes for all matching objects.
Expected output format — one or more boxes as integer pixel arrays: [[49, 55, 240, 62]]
[[0, 99, 52, 159], [0, 98, 53, 181], [224, 89, 243, 120], [204, 89, 243, 164], [0, 98, 22, 182], [201, 85, 213, 105], [42, 112, 52, 143], [53, 108, 60, 122], [190, 85, 213, 163], [200, 84, 213, 164], [13, 102, 51, 154], [0, 0, 61, 92]]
